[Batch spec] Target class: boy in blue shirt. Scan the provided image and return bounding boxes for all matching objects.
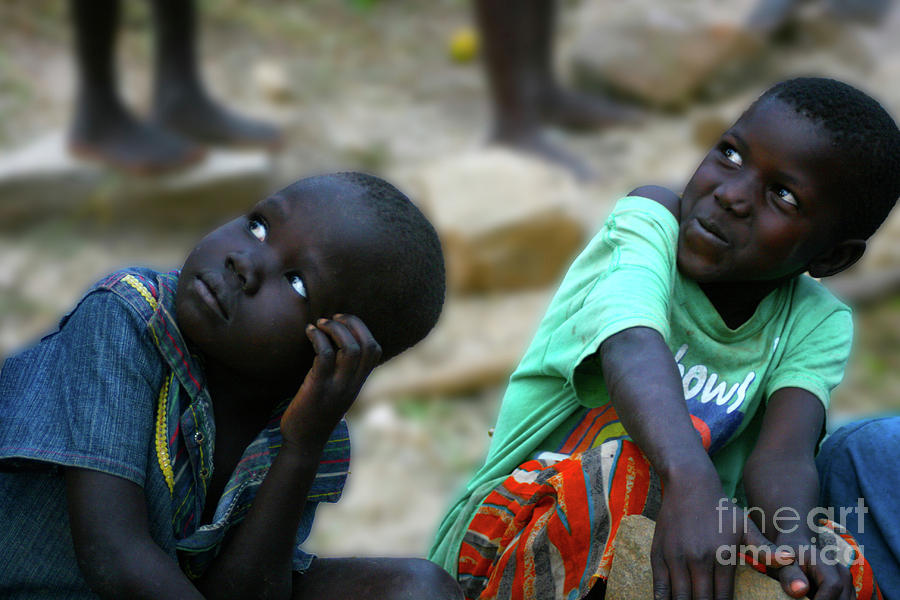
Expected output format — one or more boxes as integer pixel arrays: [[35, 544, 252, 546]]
[[430, 78, 899, 600], [0, 172, 462, 599]]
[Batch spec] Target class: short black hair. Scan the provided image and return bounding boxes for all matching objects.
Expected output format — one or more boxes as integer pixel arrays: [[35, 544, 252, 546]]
[[313, 171, 445, 362], [758, 77, 900, 240]]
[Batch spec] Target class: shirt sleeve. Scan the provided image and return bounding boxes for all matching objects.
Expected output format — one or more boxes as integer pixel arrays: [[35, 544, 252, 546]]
[[291, 418, 351, 572], [0, 289, 162, 485], [764, 292, 853, 409], [538, 196, 679, 405]]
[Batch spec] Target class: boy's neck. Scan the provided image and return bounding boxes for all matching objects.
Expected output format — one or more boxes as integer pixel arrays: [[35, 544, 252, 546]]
[[202, 359, 295, 426], [698, 278, 790, 330]]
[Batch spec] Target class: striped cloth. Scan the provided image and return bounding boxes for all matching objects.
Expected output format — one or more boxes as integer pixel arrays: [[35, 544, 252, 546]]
[[458, 406, 881, 600]]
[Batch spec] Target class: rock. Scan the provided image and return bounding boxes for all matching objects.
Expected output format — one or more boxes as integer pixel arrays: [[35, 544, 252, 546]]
[[569, 3, 764, 110], [362, 289, 552, 401], [253, 60, 293, 103], [606, 515, 795, 600], [856, 206, 900, 272], [411, 149, 587, 293], [691, 113, 731, 150], [0, 132, 274, 233], [827, 267, 900, 307]]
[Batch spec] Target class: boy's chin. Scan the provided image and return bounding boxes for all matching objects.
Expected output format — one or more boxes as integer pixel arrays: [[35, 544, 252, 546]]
[[675, 253, 721, 283]]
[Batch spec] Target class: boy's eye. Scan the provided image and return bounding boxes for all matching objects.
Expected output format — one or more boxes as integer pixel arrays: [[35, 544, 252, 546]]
[[775, 187, 798, 207], [288, 274, 307, 298], [248, 218, 267, 242], [723, 147, 743, 166]]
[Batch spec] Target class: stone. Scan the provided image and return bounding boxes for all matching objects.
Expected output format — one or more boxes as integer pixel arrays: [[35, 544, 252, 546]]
[[691, 113, 732, 150], [606, 515, 795, 600], [0, 132, 274, 233], [361, 289, 552, 401], [253, 60, 293, 103], [410, 148, 587, 293], [568, 3, 764, 110]]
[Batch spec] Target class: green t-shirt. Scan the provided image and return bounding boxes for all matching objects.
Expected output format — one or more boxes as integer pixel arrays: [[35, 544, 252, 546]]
[[429, 195, 852, 575]]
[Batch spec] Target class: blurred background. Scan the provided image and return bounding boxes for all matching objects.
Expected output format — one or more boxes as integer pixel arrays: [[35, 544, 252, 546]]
[[1, 0, 899, 559]]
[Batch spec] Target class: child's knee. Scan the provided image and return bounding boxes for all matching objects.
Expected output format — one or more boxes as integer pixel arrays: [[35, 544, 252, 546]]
[[392, 558, 463, 600], [293, 557, 462, 600]]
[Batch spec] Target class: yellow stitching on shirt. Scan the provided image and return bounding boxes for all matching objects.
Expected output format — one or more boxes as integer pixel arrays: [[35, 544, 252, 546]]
[[122, 274, 158, 311], [124, 275, 171, 492], [156, 374, 175, 494]]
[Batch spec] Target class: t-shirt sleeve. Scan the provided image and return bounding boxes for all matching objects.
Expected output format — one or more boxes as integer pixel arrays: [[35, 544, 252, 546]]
[[539, 196, 679, 405], [764, 299, 853, 409], [0, 289, 162, 485]]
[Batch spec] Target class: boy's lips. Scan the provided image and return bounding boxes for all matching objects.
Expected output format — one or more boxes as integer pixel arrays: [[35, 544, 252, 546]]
[[194, 272, 230, 321], [694, 216, 730, 246]]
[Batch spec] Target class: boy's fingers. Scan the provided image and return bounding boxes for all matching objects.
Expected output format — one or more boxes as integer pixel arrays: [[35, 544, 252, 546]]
[[333, 314, 382, 367], [689, 560, 714, 600], [650, 549, 671, 600], [306, 324, 336, 374], [841, 565, 856, 600], [748, 543, 795, 569], [315, 318, 360, 372], [654, 551, 690, 600], [740, 520, 794, 568], [667, 562, 692, 600], [713, 558, 736, 600], [777, 564, 810, 598], [810, 565, 851, 600]]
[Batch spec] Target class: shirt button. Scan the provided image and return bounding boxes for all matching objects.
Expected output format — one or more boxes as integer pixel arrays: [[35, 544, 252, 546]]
[[194, 431, 204, 444]]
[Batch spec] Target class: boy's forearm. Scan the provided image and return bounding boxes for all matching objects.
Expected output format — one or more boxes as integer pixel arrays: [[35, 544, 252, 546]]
[[65, 468, 205, 600], [599, 326, 718, 486], [743, 449, 821, 544], [742, 388, 826, 545], [196, 436, 327, 600]]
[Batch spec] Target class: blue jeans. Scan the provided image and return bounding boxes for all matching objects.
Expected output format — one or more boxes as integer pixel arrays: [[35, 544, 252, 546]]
[[817, 417, 900, 600]]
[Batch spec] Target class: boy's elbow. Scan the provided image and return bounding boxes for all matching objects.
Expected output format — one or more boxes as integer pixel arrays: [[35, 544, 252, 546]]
[[73, 535, 199, 600], [73, 539, 136, 597]]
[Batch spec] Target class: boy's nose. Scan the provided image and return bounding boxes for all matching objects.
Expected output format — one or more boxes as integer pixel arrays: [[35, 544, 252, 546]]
[[225, 251, 261, 294], [713, 176, 753, 218]]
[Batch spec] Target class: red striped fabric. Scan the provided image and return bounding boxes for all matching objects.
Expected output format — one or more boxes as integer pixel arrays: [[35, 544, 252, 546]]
[[458, 406, 880, 600]]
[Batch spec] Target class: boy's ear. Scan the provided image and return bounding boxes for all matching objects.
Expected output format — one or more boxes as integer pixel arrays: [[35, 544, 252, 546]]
[[807, 239, 867, 278]]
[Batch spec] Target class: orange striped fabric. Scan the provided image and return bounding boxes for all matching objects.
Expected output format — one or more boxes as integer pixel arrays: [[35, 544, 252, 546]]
[[457, 406, 880, 600], [458, 440, 656, 600]]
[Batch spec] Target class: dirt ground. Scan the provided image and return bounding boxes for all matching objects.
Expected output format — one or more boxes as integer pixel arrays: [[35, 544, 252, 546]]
[[1, 0, 899, 559]]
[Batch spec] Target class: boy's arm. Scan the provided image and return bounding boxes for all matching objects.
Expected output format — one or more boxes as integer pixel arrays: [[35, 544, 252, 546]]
[[194, 315, 381, 600], [743, 388, 855, 599], [65, 469, 205, 599], [599, 326, 780, 598]]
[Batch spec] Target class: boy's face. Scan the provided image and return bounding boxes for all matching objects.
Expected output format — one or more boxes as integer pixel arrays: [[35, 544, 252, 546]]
[[176, 179, 383, 391], [678, 98, 847, 284]]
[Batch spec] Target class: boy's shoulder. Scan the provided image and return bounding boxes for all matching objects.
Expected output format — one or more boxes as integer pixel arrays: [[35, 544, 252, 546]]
[[790, 273, 852, 317], [87, 266, 178, 322], [627, 185, 680, 221], [96, 266, 173, 299]]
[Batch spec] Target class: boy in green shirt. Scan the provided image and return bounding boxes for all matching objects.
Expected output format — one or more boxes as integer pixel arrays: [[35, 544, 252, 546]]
[[430, 78, 900, 600]]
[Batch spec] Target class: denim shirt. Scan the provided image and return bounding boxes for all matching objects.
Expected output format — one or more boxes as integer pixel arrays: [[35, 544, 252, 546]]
[[0, 267, 350, 598]]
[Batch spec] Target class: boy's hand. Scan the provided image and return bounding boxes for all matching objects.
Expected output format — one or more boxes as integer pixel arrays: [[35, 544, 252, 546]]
[[280, 314, 381, 448], [651, 481, 793, 599], [770, 533, 856, 600]]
